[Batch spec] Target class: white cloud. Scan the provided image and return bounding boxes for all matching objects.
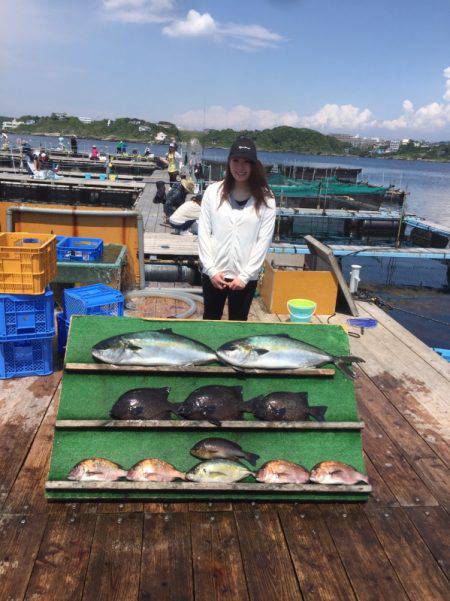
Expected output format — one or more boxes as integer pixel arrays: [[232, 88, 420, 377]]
[[174, 105, 301, 130], [444, 66, 450, 101], [300, 104, 375, 130], [102, 0, 176, 23], [403, 99, 414, 112], [162, 10, 217, 37]]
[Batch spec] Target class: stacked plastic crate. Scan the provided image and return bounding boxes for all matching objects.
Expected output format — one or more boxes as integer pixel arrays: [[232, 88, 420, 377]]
[[0, 233, 57, 378], [57, 284, 124, 355]]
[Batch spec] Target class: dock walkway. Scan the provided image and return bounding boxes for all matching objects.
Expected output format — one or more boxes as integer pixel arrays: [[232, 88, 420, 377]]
[[0, 300, 448, 600]]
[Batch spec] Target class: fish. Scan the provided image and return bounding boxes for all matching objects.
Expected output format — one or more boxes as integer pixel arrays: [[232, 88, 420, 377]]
[[92, 328, 216, 367], [246, 392, 327, 422], [190, 438, 260, 466], [68, 458, 127, 481], [110, 387, 174, 420], [126, 459, 185, 482], [216, 334, 364, 379], [186, 459, 252, 483], [173, 385, 246, 426], [309, 461, 369, 485], [256, 460, 310, 484]]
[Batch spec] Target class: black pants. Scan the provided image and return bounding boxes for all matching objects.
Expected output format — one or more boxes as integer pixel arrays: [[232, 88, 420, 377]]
[[169, 219, 196, 232], [202, 275, 258, 321], [169, 171, 179, 183]]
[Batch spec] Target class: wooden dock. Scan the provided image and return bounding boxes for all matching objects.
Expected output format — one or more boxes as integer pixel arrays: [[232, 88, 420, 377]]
[[0, 299, 448, 600], [144, 231, 450, 260]]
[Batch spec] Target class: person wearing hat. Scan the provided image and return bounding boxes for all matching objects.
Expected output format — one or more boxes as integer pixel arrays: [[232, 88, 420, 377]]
[[163, 177, 196, 219], [169, 193, 202, 236], [198, 136, 276, 321], [90, 145, 99, 160], [166, 142, 182, 184]]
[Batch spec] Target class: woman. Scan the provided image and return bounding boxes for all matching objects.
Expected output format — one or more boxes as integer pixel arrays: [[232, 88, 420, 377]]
[[198, 137, 276, 321], [166, 142, 182, 184]]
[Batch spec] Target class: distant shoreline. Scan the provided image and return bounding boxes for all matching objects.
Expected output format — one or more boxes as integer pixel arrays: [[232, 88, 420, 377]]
[[9, 130, 450, 164]]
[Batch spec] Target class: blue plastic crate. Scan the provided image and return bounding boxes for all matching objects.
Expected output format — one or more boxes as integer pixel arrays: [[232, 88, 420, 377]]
[[0, 288, 55, 340], [0, 336, 53, 379], [57, 237, 103, 263], [57, 311, 70, 355], [63, 284, 124, 319]]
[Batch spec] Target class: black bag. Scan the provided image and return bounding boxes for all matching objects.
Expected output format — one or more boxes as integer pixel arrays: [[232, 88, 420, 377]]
[[153, 180, 166, 204]]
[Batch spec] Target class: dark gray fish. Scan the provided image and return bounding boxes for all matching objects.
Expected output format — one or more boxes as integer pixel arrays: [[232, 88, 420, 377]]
[[246, 392, 327, 422], [110, 387, 173, 420], [190, 438, 260, 466], [173, 385, 245, 426]]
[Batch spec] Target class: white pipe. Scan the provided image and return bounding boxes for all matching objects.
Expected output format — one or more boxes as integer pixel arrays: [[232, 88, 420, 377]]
[[6, 205, 146, 289], [349, 264, 362, 294]]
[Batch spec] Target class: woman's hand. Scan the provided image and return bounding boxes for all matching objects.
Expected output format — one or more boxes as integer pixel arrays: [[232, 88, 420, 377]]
[[228, 277, 246, 291], [211, 272, 227, 289]]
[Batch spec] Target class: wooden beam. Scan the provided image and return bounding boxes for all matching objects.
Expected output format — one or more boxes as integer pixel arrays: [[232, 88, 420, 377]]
[[55, 419, 364, 430], [64, 363, 335, 377], [45, 481, 372, 493]]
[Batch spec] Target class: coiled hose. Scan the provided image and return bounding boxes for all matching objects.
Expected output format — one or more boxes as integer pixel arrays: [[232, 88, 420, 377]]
[[125, 288, 203, 319]]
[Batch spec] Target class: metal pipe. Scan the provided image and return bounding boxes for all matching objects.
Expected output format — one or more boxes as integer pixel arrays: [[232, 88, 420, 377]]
[[6, 205, 146, 289]]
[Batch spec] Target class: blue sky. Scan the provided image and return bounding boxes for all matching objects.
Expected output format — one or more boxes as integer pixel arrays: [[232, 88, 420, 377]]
[[1, 0, 450, 139]]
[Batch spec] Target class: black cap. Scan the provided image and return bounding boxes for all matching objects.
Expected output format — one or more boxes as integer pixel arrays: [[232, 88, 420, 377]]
[[228, 137, 257, 162]]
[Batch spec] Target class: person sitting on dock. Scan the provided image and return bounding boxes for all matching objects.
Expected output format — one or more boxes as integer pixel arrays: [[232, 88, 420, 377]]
[[169, 193, 202, 236], [163, 178, 196, 219], [90, 145, 99, 160]]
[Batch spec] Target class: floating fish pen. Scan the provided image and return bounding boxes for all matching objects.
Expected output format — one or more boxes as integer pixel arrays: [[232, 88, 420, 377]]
[[269, 174, 406, 211], [0, 151, 158, 177], [0, 173, 144, 208], [276, 163, 362, 183]]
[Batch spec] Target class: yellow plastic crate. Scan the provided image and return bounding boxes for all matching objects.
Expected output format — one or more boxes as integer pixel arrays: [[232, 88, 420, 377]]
[[0, 233, 57, 294]]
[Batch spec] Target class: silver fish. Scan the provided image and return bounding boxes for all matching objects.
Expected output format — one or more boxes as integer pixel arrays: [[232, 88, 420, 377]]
[[68, 458, 127, 481], [216, 334, 364, 378], [92, 328, 216, 366], [186, 459, 252, 483]]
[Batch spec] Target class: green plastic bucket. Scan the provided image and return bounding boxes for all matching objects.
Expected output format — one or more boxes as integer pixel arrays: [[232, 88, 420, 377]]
[[287, 298, 317, 323]]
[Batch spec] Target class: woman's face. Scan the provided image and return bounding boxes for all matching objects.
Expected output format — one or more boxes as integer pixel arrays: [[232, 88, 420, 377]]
[[229, 157, 252, 183]]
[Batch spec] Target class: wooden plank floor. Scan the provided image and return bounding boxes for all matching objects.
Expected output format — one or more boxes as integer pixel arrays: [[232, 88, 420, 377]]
[[0, 300, 448, 600]]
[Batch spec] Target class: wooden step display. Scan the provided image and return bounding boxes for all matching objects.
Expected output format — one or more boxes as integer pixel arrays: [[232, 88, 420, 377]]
[[46, 317, 370, 502]]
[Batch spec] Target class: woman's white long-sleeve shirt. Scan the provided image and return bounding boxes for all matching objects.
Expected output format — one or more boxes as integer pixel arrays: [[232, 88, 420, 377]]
[[198, 181, 276, 285]]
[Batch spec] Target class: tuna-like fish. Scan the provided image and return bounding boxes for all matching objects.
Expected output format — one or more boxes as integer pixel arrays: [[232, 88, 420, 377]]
[[110, 387, 174, 420], [68, 458, 127, 481], [186, 459, 252, 483], [216, 334, 364, 379], [173, 385, 246, 426], [190, 438, 260, 466], [256, 460, 310, 484], [246, 392, 327, 422], [127, 459, 185, 482], [92, 328, 216, 367], [310, 461, 369, 485]]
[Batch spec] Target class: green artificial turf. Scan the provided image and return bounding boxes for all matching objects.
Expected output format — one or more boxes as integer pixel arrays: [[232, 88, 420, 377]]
[[47, 316, 368, 501]]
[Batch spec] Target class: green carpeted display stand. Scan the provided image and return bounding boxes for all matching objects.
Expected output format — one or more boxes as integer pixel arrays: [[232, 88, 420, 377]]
[[46, 316, 369, 502]]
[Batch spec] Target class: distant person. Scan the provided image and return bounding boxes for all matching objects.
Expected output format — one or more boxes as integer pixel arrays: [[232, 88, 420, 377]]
[[58, 136, 66, 150], [1, 132, 9, 151], [169, 194, 202, 235], [116, 140, 125, 155], [166, 142, 182, 184], [90, 145, 99, 160], [70, 135, 78, 154], [198, 136, 276, 321], [163, 178, 195, 219]]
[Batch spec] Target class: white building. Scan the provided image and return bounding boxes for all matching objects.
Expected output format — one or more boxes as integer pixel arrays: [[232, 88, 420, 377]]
[[2, 119, 23, 129], [139, 125, 151, 132], [78, 117, 92, 124], [155, 131, 167, 142], [388, 139, 401, 152]]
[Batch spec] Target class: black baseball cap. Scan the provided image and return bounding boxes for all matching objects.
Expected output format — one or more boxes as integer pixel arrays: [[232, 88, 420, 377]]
[[228, 137, 257, 162]]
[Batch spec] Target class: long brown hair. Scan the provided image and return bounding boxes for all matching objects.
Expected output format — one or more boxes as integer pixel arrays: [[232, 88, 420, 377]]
[[220, 159, 273, 212]]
